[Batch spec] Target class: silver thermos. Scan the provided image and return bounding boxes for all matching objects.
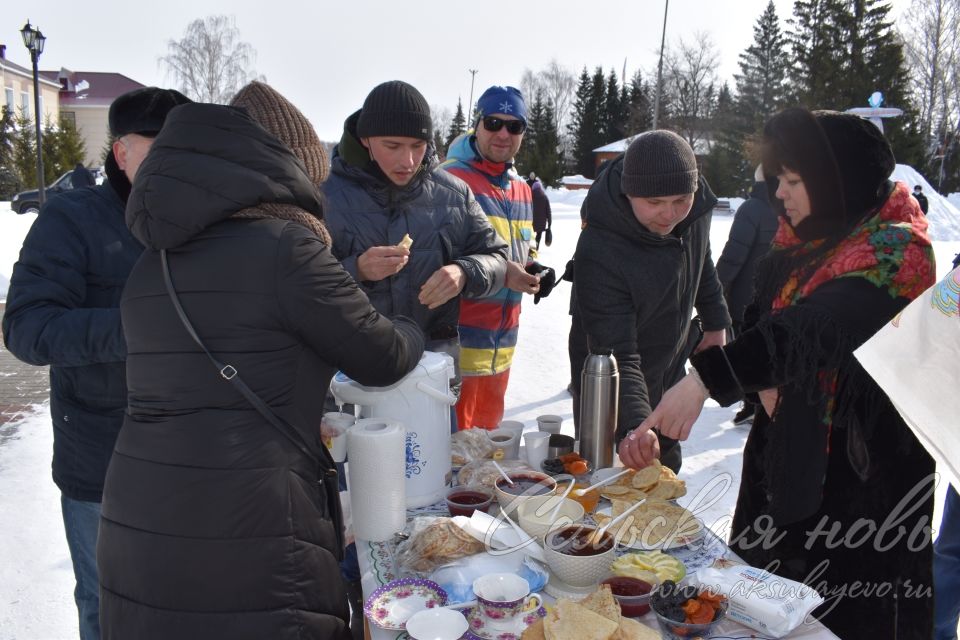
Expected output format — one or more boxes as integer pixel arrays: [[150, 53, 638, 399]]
[[579, 349, 618, 469]]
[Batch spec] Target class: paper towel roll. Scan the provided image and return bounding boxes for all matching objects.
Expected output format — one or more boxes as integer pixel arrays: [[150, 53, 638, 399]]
[[347, 418, 406, 542]]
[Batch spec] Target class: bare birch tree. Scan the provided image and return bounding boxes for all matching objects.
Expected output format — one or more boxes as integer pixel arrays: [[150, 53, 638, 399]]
[[899, 0, 959, 187], [663, 32, 720, 151], [159, 15, 263, 104]]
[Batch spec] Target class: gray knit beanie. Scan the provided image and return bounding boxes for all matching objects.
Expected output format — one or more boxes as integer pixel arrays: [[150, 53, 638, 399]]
[[621, 130, 699, 197], [357, 80, 432, 141]]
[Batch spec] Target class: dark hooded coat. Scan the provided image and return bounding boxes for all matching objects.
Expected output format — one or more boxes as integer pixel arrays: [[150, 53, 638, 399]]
[[97, 104, 423, 640], [715, 181, 778, 325], [569, 155, 730, 470]]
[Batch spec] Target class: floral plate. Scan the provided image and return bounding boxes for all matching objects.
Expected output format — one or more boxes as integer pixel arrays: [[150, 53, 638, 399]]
[[363, 577, 448, 630], [460, 604, 547, 640]]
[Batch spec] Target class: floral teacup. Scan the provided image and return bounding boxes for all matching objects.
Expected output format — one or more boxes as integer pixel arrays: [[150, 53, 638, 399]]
[[472, 573, 542, 628]]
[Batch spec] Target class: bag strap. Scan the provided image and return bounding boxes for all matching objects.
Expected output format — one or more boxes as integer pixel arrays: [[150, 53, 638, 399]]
[[159, 249, 319, 465]]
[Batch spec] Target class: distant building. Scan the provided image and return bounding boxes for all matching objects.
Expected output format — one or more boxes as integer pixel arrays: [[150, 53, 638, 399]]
[[40, 68, 145, 167], [0, 44, 61, 130], [593, 135, 712, 175]]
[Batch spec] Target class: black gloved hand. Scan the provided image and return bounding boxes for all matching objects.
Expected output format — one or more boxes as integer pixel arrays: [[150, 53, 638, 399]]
[[545, 228, 553, 247], [525, 262, 557, 304], [560, 259, 575, 283]]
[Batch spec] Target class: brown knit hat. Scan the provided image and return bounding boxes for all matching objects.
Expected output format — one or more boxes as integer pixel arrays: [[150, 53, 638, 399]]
[[621, 130, 698, 197], [230, 81, 329, 184]]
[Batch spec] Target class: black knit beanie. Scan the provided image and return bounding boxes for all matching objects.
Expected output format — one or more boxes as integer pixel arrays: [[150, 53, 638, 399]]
[[356, 80, 432, 141], [621, 130, 699, 197]]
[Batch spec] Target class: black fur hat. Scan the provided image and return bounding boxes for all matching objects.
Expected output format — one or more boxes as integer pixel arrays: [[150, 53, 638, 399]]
[[761, 108, 895, 241], [108, 87, 192, 138]]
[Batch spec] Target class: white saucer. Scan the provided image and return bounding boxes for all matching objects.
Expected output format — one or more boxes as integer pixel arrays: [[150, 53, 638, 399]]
[[463, 605, 547, 640]]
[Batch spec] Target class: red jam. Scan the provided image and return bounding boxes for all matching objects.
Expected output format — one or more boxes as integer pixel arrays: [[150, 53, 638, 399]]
[[446, 490, 492, 516], [547, 525, 614, 556], [601, 576, 654, 617]]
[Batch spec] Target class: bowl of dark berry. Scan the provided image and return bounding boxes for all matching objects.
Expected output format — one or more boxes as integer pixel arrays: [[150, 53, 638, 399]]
[[650, 580, 728, 639]]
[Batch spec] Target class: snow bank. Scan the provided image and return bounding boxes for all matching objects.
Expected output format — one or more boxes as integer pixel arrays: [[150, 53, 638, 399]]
[[891, 165, 960, 241]]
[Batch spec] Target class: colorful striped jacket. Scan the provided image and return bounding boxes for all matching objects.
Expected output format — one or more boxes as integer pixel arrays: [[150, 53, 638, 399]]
[[442, 133, 533, 376]]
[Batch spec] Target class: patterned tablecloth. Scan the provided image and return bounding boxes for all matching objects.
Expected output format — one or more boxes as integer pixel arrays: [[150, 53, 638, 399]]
[[357, 501, 840, 640]]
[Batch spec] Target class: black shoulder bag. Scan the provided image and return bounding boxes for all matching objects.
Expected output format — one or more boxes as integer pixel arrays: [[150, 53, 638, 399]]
[[160, 249, 345, 559]]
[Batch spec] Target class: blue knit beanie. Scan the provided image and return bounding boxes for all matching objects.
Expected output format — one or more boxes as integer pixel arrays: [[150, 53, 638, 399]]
[[475, 86, 527, 124]]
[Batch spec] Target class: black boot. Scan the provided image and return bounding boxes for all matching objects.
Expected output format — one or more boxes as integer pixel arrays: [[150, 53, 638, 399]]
[[346, 579, 365, 640], [733, 403, 755, 425]]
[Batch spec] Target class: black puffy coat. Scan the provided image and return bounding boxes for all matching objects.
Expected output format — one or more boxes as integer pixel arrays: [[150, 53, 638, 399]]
[[2, 180, 141, 502], [715, 182, 778, 325], [323, 111, 507, 340], [569, 155, 730, 463], [98, 104, 424, 640]]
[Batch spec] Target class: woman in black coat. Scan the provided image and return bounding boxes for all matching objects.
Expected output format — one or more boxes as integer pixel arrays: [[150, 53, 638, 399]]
[[634, 109, 936, 638], [97, 85, 424, 640]]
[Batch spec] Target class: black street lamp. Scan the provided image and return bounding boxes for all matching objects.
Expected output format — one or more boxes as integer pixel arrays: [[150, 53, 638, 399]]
[[20, 20, 46, 206]]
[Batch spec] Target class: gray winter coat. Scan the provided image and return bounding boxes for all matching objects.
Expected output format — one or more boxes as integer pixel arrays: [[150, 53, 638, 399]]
[[323, 112, 508, 340]]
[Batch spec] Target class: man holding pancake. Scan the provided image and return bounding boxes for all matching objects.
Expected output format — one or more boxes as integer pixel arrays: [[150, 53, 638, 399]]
[[323, 80, 508, 372]]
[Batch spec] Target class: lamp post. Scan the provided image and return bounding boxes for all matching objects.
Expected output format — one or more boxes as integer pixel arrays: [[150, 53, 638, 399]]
[[468, 69, 478, 122], [652, 0, 669, 130], [20, 20, 46, 206]]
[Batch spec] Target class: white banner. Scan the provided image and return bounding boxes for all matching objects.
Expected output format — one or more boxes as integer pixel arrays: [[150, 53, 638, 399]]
[[854, 267, 960, 491]]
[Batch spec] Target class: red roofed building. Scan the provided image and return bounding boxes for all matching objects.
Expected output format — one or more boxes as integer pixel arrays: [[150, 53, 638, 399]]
[[39, 68, 146, 167]]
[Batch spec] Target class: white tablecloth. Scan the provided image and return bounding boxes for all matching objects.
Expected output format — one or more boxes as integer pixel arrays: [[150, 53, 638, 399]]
[[356, 501, 840, 640]]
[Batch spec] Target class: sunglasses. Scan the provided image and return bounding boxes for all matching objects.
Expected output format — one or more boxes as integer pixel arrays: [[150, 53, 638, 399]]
[[482, 116, 526, 135]]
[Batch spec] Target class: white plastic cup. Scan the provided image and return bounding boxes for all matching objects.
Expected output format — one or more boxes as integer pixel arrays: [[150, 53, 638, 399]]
[[488, 428, 521, 460], [536, 414, 563, 435], [498, 419, 525, 439], [524, 431, 551, 470], [321, 411, 354, 463]]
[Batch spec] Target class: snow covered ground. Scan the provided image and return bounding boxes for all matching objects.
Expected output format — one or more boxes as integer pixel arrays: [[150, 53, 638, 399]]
[[0, 185, 957, 638]]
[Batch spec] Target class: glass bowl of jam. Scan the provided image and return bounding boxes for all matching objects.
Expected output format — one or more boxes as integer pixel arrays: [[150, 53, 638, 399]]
[[445, 485, 495, 517]]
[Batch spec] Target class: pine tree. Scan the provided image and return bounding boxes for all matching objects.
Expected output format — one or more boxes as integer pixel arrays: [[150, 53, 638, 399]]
[[0, 106, 20, 197], [446, 99, 467, 149], [790, 0, 922, 166], [567, 67, 600, 178], [625, 70, 652, 135], [789, 0, 847, 108], [736, 0, 792, 130], [704, 84, 752, 196], [12, 110, 38, 189], [603, 69, 624, 141], [42, 116, 87, 185], [517, 90, 564, 187]]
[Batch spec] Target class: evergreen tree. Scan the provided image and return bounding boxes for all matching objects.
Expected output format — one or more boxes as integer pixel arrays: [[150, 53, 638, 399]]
[[603, 69, 625, 141], [517, 90, 564, 187], [736, 0, 792, 130], [789, 0, 847, 108], [0, 106, 20, 197], [446, 99, 467, 149], [12, 110, 38, 189], [704, 83, 752, 196], [537, 99, 564, 187], [41, 116, 87, 185], [567, 67, 604, 178], [625, 70, 652, 135], [790, 0, 922, 166]]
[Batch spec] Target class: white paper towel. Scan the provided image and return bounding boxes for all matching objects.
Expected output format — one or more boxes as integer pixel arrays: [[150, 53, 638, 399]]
[[347, 418, 406, 542]]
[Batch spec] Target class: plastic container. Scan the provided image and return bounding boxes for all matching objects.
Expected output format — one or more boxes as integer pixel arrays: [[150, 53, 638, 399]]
[[651, 586, 729, 640], [568, 483, 600, 514], [445, 485, 494, 517], [600, 576, 654, 617]]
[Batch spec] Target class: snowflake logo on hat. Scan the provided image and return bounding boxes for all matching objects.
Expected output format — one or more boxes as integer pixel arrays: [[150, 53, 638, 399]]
[[499, 102, 514, 114]]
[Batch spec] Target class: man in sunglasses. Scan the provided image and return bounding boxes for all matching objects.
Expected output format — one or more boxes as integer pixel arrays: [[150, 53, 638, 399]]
[[443, 86, 557, 430]]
